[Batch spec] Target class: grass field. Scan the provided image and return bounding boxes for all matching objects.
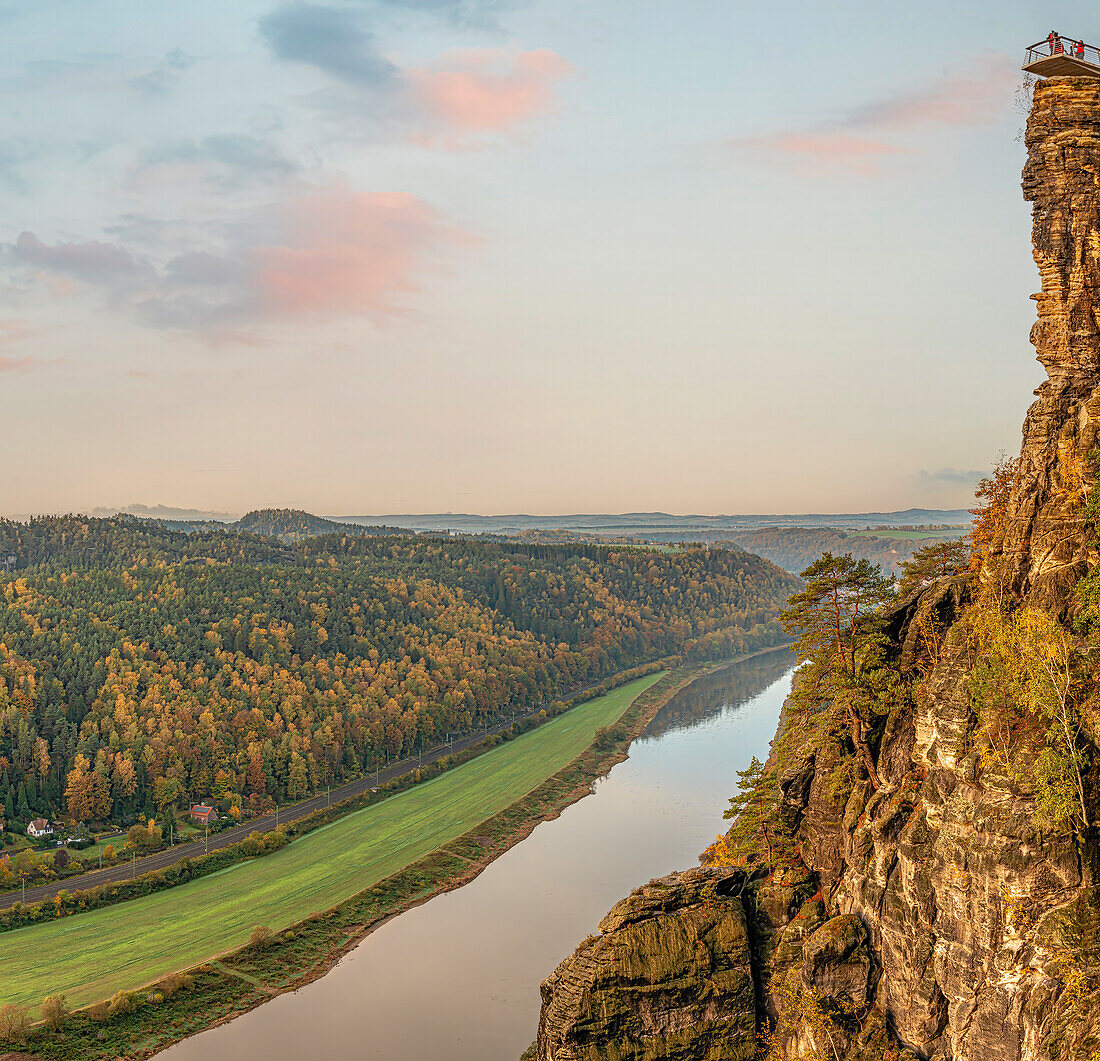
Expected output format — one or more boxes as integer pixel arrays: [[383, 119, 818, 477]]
[[0, 673, 662, 1010]]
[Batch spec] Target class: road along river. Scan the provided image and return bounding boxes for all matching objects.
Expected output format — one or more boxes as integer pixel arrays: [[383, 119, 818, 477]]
[[159, 648, 795, 1061]]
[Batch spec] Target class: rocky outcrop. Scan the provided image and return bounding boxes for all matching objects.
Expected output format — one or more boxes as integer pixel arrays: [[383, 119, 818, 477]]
[[1001, 77, 1100, 617], [800, 915, 873, 1018], [835, 642, 1084, 1060], [535, 867, 758, 1061], [536, 77, 1100, 1061]]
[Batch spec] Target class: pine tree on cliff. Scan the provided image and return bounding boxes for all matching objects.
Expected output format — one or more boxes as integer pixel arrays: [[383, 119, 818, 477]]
[[781, 553, 894, 790]]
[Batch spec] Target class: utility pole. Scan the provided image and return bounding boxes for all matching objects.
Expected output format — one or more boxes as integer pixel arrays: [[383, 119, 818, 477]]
[[204, 826, 209, 855]]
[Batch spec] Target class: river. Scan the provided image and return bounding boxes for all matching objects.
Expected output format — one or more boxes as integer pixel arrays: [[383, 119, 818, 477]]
[[159, 649, 795, 1061]]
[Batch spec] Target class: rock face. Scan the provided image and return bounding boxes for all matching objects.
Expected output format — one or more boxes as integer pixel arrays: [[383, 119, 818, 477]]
[[1001, 77, 1100, 617], [535, 868, 758, 1061], [827, 646, 1084, 1060], [535, 77, 1100, 1061]]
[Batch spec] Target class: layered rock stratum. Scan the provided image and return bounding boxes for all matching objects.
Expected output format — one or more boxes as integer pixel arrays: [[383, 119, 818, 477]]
[[1002, 78, 1100, 616], [534, 76, 1100, 1061]]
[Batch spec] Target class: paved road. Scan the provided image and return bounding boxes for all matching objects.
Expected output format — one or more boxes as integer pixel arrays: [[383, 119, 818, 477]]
[[0, 677, 626, 911]]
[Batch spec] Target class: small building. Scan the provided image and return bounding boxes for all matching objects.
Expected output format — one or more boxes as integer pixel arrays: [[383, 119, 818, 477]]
[[27, 818, 53, 839], [189, 804, 217, 825]]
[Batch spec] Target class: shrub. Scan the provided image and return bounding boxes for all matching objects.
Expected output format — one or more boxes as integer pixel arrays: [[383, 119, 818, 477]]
[[158, 972, 193, 998], [249, 924, 274, 949], [86, 1000, 111, 1021], [102, 844, 116, 860], [41, 993, 68, 1031], [0, 1003, 29, 1044], [107, 989, 137, 1017]]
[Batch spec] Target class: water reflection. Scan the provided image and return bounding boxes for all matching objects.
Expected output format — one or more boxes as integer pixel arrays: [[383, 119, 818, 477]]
[[641, 648, 794, 740], [159, 649, 795, 1061]]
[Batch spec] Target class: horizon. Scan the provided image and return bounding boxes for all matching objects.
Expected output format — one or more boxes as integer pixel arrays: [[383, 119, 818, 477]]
[[2, 502, 974, 521]]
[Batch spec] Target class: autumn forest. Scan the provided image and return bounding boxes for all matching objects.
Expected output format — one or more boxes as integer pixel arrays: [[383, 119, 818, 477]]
[[0, 516, 798, 828]]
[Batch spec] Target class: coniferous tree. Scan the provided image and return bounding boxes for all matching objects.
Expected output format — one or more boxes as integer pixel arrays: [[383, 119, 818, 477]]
[[781, 553, 895, 789]]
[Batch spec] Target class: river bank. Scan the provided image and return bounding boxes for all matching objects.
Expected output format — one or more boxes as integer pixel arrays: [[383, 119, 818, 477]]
[[161, 646, 797, 1061], [4, 649, 789, 1060]]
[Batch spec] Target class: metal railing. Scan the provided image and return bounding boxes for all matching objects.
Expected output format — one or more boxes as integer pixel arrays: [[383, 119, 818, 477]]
[[1025, 36, 1100, 66]]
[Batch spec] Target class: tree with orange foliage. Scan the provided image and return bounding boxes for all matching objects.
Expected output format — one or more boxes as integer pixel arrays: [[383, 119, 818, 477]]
[[971, 453, 1020, 561]]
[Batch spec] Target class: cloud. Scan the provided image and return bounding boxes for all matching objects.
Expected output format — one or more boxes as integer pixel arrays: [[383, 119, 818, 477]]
[[251, 189, 464, 315], [0, 142, 36, 194], [408, 48, 572, 146], [729, 54, 1017, 174], [138, 134, 300, 188], [258, 3, 397, 87], [0, 318, 31, 344], [369, 0, 524, 29], [7, 188, 469, 336], [130, 48, 197, 97], [9, 232, 152, 283], [258, 6, 569, 147], [0, 318, 34, 372], [915, 468, 984, 487]]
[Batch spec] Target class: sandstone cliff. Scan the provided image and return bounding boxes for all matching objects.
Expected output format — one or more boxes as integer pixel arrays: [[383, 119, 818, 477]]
[[534, 77, 1100, 1061], [1001, 78, 1100, 616], [535, 868, 757, 1061]]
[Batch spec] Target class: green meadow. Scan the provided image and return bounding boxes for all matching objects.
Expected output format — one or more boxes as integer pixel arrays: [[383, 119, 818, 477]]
[[0, 673, 662, 1010]]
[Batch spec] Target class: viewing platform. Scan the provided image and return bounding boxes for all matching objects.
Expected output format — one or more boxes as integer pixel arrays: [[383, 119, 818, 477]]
[[1024, 35, 1100, 78]]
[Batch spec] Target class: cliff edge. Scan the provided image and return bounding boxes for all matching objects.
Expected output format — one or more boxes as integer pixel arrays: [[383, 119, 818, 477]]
[[534, 77, 1100, 1061]]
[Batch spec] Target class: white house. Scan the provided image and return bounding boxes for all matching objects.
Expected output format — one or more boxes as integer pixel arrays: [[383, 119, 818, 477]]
[[27, 818, 53, 839]]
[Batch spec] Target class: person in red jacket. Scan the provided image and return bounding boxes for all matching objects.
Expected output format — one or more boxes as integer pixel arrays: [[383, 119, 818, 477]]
[[1075, 39, 1085, 59], [1049, 30, 1062, 54]]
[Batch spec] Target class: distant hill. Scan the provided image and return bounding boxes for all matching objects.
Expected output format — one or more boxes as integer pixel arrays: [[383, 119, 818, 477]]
[[90, 504, 239, 521], [232, 509, 416, 544], [336, 509, 972, 535], [111, 509, 417, 544], [720, 526, 968, 576], [499, 524, 969, 576]]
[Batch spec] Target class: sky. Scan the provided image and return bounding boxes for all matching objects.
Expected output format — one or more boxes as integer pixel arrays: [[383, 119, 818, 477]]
[[0, 0, 1090, 516]]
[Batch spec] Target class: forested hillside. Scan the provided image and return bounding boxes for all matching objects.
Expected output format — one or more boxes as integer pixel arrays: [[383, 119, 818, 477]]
[[723, 526, 965, 574], [234, 509, 414, 542], [0, 516, 797, 828]]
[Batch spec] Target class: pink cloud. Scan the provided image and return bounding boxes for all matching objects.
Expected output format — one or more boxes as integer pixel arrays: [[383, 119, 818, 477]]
[[251, 189, 468, 317], [847, 55, 1017, 130], [408, 48, 572, 147], [752, 134, 907, 159], [8, 189, 471, 336], [0, 318, 34, 372], [731, 54, 1016, 175], [0, 319, 33, 345]]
